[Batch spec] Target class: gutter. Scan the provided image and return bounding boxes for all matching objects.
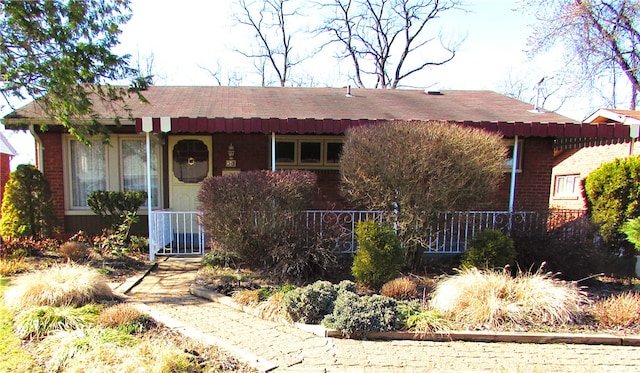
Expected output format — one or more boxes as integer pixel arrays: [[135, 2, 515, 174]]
[[29, 124, 44, 172]]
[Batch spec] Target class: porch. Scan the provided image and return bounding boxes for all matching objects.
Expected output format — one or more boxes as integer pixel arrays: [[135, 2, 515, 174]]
[[147, 209, 588, 261]]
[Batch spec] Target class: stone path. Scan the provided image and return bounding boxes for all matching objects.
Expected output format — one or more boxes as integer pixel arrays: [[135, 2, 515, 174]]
[[126, 257, 640, 373]]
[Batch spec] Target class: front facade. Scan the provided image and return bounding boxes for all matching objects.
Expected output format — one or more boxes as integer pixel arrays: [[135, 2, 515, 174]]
[[3, 87, 632, 236]]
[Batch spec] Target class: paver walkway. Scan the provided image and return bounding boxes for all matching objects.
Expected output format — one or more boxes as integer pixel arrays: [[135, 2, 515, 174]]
[[126, 257, 640, 373]]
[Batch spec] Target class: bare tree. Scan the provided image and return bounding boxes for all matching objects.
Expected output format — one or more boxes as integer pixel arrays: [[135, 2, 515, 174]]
[[318, 0, 463, 88], [524, 0, 640, 109], [232, 0, 309, 87], [199, 61, 243, 86], [499, 71, 570, 113]]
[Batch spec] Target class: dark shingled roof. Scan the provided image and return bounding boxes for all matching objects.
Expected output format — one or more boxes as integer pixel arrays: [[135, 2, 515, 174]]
[[3, 86, 633, 139]]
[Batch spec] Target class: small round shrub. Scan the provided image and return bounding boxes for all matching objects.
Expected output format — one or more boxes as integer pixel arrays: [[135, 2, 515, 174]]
[[322, 292, 400, 338], [352, 220, 404, 290], [461, 229, 516, 269], [282, 280, 347, 324], [59, 241, 91, 263], [380, 277, 418, 301]]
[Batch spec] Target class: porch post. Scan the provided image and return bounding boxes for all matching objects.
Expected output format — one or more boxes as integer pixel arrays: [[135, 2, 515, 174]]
[[146, 130, 154, 261], [508, 136, 519, 232], [271, 132, 276, 171]]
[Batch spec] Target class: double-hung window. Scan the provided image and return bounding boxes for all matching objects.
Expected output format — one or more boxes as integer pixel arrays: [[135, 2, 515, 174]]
[[67, 135, 161, 210]]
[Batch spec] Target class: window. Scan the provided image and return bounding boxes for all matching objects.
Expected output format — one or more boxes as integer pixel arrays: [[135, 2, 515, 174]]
[[503, 139, 523, 172], [121, 139, 161, 207], [172, 139, 209, 183], [272, 136, 343, 169], [554, 174, 580, 198], [70, 139, 107, 207], [67, 135, 162, 210]]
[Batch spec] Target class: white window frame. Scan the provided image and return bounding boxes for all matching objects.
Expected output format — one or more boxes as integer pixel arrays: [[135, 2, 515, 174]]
[[554, 174, 581, 198], [64, 134, 163, 213], [271, 135, 343, 169], [119, 136, 162, 208], [503, 139, 523, 173]]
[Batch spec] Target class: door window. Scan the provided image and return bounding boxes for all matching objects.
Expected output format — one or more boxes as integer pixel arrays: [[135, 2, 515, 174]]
[[172, 139, 209, 183]]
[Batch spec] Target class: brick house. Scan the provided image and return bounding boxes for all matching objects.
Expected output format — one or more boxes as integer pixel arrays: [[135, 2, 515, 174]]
[[2, 86, 632, 237], [0, 132, 17, 215], [550, 109, 640, 210]]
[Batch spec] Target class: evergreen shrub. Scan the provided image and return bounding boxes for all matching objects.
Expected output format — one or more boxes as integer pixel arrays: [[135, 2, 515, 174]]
[[584, 156, 640, 252], [460, 229, 516, 270], [282, 280, 355, 324], [351, 220, 404, 290], [0, 164, 56, 238], [322, 292, 400, 338], [87, 190, 147, 230]]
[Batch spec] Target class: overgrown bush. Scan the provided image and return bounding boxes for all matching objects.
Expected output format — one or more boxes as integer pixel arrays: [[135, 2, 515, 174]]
[[282, 280, 355, 324], [460, 229, 516, 270], [87, 190, 147, 230], [584, 156, 640, 253], [198, 170, 338, 282], [340, 121, 506, 270], [0, 164, 57, 239], [322, 292, 400, 338], [352, 220, 404, 290], [380, 277, 418, 301], [513, 217, 626, 280]]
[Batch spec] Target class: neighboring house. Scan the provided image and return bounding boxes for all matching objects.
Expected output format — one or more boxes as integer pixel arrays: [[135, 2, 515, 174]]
[[0, 131, 17, 213], [2, 87, 632, 237], [551, 109, 640, 210]]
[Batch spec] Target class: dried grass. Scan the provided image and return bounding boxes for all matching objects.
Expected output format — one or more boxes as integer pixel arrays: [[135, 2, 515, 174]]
[[429, 267, 589, 327], [380, 277, 418, 300], [232, 289, 260, 307], [98, 303, 150, 333], [3, 264, 115, 311], [255, 292, 292, 323], [0, 257, 30, 276], [593, 291, 640, 328]]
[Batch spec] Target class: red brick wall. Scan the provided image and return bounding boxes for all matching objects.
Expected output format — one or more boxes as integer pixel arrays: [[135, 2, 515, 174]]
[[38, 132, 65, 232], [550, 142, 639, 210], [0, 153, 11, 210], [492, 138, 555, 211], [212, 133, 269, 174]]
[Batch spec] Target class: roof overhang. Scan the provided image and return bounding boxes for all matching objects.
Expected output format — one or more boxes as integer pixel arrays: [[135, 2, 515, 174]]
[[134, 117, 631, 139]]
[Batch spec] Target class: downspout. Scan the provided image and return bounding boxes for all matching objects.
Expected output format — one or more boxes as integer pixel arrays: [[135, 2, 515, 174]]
[[29, 125, 45, 173], [508, 136, 519, 232], [271, 132, 276, 171]]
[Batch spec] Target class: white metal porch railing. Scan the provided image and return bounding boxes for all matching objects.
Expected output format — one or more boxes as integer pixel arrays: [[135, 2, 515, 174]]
[[149, 210, 206, 260], [148, 209, 588, 260]]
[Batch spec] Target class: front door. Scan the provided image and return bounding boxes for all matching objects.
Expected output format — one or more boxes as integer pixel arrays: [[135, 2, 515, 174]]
[[168, 135, 212, 211]]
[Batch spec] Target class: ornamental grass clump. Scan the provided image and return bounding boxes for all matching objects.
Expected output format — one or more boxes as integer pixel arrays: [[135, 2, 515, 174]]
[[98, 303, 151, 334], [3, 264, 115, 311], [592, 291, 640, 328], [14, 304, 100, 340], [429, 267, 589, 328], [380, 277, 418, 301]]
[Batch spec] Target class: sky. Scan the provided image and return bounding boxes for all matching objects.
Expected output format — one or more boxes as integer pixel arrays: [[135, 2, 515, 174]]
[[0, 0, 607, 168]]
